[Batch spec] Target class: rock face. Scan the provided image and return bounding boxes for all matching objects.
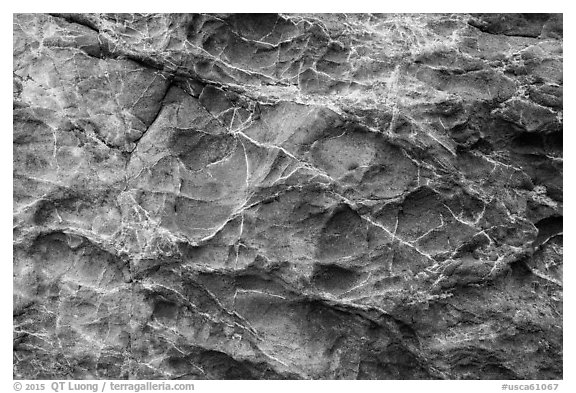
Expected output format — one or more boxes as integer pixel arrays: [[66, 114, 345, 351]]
[[13, 13, 563, 380]]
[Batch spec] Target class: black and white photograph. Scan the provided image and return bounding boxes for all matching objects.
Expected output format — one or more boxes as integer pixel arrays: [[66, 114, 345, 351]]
[[8, 6, 568, 387]]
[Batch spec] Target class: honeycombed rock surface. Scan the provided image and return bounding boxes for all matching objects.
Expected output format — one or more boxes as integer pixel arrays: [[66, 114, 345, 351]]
[[13, 13, 563, 379]]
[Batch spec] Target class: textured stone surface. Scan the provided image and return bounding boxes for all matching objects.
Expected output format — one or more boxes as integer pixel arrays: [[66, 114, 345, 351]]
[[13, 13, 562, 379]]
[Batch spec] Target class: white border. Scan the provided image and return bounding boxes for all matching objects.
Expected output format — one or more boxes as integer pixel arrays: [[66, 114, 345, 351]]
[[2, 3, 572, 391]]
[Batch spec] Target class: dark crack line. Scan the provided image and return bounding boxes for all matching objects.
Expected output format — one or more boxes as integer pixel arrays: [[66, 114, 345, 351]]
[[129, 80, 175, 151], [49, 13, 101, 35]]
